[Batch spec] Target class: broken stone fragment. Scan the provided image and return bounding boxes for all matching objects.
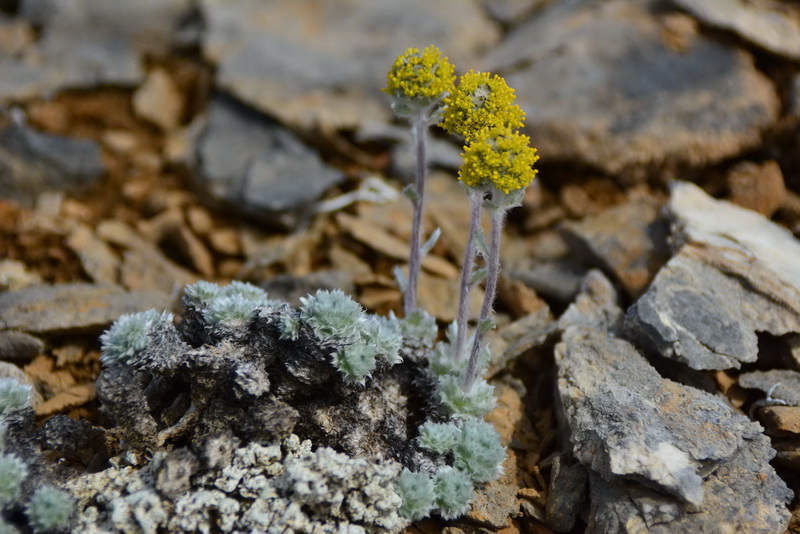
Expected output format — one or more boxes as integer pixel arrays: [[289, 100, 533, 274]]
[[545, 455, 588, 532], [739, 369, 800, 406], [560, 195, 670, 298], [673, 0, 800, 60], [0, 122, 105, 206], [556, 326, 792, 530], [627, 182, 800, 370], [0, 283, 173, 335], [193, 96, 344, 229], [483, 0, 780, 176], [0, 330, 44, 361]]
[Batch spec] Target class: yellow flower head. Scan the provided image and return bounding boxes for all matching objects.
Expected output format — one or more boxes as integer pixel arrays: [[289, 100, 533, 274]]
[[441, 71, 525, 141], [459, 127, 539, 194], [385, 45, 455, 103]]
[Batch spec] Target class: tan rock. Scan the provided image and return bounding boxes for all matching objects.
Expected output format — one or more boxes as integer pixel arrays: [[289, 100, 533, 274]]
[[133, 67, 184, 131]]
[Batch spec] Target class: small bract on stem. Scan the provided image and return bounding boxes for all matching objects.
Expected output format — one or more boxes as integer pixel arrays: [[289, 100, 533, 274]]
[[384, 45, 455, 314]]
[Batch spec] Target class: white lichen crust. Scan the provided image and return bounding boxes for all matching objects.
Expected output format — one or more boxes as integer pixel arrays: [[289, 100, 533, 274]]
[[66, 435, 409, 534]]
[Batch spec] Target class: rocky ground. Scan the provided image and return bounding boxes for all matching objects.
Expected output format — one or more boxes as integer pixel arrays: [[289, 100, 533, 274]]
[[2, 0, 800, 532]]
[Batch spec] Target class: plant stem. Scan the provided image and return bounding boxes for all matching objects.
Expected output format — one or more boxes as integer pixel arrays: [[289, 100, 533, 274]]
[[404, 110, 428, 315], [463, 204, 505, 389], [455, 190, 482, 363]]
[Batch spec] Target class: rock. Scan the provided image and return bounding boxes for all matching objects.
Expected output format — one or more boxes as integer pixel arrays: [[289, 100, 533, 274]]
[[0, 330, 45, 361], [511, 260, 588, 305], [0, 122, 105, 206], [759, 406, 800, 436], [483, 0, 780, 176], [627, 182, 800, 370], [0, 260, 42, 291], [545, 455, 587, 532], [673, 0, 800, 60], [739, 369, 800, 406], [561, 195, 670, 297], [336, 212, 459, 279], [416, 272, 483, 323], [96, 219, 197, 295], [133, 68, 184, 131], [194, 96, 343, 229], [557, 270, 621, 332], [66, 224, 120, 284], [587, 438, 791, 533], [0, 0, 194, 101], [200, 0, 498, 130], [556, 326, 792, 529], [466, 454, 521, 529], [485, 308, 554, 379], [0, 283, 173, 335], [726, 160, 786, 217], [482, 0, 542, 26]]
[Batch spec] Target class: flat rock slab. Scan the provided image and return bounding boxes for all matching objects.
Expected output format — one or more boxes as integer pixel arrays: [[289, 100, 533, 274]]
[[0, 123, 105, 206], [194, 96, 343, 229], [561, 195, 670, 298], [740, 369, 800, 406], [627, 182, 800, 370], [0, 283, 173, 335], [556, 326, 792, 530], [0, 0, 193, 101], [673, 0, 800, 60], [483, 0, 780, 175], [200, 0, 498, 130]]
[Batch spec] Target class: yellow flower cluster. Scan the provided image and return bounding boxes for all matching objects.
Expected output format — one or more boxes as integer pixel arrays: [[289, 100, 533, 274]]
[[458, 128, 539, 193], [385, 45, 455, 102], [441, 71, 524, 142]]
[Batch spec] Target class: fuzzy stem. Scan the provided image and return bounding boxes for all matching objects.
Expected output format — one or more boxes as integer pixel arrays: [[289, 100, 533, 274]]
[[455, 190, 483, 363], [463, 203, 505, 389], [404, 110, 428, 315]]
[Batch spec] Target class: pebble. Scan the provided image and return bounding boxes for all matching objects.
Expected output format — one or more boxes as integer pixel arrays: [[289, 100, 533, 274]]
[[133, 68, 184, 131], [0, 330, 44, 361], [726, 159, 786, 217]]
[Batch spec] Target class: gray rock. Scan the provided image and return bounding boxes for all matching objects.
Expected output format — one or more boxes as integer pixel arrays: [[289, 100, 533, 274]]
[[194, 96, 344, 229], [200, 0, 498, 130], [627, 182, 800, 370], [0, 330, 44, 361], [557, 270, 621, 332], [0, 122, 105, 206], [0, 283, 172, 335], [511, 260, 588, 304], [673, 0, 800, 60], [482, 0, 543, 26], [561, 195, 670, 298], [588, 433, 791, 532], [556, 326, 792, 530], [545, 455, 587, 532], [0, 0, 194, 101], [483, 0, 780, 176], [739, 370, 800, 406]]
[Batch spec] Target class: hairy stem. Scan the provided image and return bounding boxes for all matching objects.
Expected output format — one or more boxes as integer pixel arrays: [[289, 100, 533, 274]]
[[404, 110, 428, 315], [455, 190, 483, 363], [464, 204, 505, 389]]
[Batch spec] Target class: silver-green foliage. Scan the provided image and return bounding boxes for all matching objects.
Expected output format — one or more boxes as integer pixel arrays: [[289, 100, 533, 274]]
[[203, 295, 261, 328], [417, 421, 460, 454], [99, 309, 174, 366], [25, 486, 75, 533], [300, 289, 365, 344], [395, 469, 435, 521], [437, 375, 496, 419], [432, 467, 473, 520], [0, 379, 31, 415], [454, 419, 506, 483], [0, 454, 27, 505]]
